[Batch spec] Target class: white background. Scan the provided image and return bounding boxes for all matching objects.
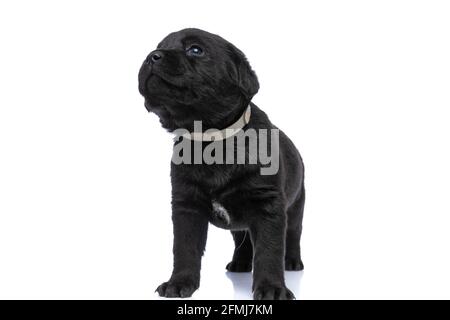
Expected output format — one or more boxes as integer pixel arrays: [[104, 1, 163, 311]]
[[0, 0, 449, 299]]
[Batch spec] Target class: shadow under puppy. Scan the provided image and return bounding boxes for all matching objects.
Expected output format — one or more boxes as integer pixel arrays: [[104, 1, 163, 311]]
[[138, 28, 305, 300]]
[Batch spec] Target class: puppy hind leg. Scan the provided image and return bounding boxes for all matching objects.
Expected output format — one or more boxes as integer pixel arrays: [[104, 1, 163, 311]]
[[285, 186, 305, 271], [226, 230, 253, 272]]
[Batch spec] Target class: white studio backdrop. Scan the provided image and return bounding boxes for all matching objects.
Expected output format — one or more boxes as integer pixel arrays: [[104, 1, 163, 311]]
[[0, 0, 449, 299]]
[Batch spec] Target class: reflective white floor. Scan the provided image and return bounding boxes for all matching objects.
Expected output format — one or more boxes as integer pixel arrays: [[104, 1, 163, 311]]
[[225, 271, 303, 300]]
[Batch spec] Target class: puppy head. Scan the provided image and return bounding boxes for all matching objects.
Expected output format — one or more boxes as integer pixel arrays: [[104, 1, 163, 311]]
[[138, 28, 259, 131]]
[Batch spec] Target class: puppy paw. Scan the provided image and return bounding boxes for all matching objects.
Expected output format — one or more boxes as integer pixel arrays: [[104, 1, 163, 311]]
[[156, 278, 198, 298], [285, 257, 304, 271], [226, 260, 252, 272], [253, 284, 295, 300]]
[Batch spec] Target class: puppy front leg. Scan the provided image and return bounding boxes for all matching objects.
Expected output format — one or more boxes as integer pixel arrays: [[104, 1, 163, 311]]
[[156, 202, 209, 298], [251, 215, 295, 300]]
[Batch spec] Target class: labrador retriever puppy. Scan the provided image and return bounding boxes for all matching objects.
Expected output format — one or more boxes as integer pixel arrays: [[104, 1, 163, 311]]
[[138, 28, 305, 300]]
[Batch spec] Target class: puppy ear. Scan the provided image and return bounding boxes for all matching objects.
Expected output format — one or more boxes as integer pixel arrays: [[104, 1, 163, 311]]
[[228, 44, 260, 101]]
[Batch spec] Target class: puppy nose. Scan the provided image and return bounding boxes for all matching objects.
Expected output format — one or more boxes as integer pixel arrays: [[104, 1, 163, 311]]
[[150, 51, 163, 63]]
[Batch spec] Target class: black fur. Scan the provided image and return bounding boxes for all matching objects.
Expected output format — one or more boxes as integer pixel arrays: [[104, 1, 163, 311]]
[[138, 28, 305, 300]]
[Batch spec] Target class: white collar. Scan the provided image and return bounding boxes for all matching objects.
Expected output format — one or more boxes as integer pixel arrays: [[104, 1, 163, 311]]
[[181, 104, 251, 142]]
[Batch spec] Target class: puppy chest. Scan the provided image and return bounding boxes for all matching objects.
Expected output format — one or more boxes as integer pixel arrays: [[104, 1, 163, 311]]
[[210, 200, 233, 229]]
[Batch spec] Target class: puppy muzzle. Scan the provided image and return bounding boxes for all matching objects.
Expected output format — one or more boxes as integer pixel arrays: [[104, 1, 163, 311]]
[[138, 63, 152, 96]]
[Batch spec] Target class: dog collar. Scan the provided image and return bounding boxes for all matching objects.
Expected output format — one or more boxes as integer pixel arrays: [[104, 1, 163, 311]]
[[181, 104, 251, 142]]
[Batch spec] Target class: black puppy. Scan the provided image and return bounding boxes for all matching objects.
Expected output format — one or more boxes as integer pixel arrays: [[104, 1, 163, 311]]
[[138, 28, 305, 300]]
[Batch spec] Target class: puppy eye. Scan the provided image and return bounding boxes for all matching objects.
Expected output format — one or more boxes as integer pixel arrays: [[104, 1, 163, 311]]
[[186, 45, 204, 57]]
